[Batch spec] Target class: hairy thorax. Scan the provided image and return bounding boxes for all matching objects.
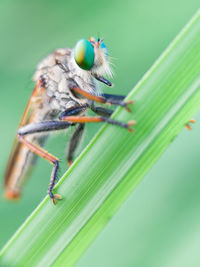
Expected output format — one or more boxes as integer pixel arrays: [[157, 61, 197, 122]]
[[33, 48, 99, 113]]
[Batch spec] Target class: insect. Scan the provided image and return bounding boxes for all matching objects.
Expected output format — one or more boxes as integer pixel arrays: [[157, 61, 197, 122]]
[[4, 37, 135, 204]]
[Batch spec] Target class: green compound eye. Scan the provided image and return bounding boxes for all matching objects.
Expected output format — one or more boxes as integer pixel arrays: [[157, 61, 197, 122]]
[[74, 39, 94, 70]]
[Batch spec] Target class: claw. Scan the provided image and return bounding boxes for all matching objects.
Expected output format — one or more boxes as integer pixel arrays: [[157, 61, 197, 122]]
[[126, 100, 134, 104], [189, 119, 196, 124], [68, 160, 73, 167], [127, 120, 136, 132], [52, 194, 62, 205], [185, 119, 196, 130], [185, 124, 191, 130], [54, 194, 62, 199], [124, 100, 134, 112]]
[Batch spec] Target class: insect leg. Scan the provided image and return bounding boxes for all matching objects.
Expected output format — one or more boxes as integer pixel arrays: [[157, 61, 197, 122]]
[[59, 115, 136, 132], [70, 87, 133, 112], [18, 120, 76, 204], [101, 93, 125, 102], [67, 124, 85, 166], [91, 105, 113, 117], [18, 121, 73, 135], [59, 105, 88, 119], [59, 106, 88, 166], [18, 135, 60, 204]]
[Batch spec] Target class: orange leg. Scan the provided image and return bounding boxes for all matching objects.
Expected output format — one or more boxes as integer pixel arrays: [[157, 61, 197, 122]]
[[18, 135, 62, 204], [71, 87, 133, 112], [60, 115, 136, 132]]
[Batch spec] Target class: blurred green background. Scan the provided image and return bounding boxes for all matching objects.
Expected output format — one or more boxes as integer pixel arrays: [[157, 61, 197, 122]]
[[0, 0, 200, 266]]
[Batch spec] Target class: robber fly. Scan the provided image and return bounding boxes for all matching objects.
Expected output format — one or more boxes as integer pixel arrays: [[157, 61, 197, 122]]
[[4, 37, 135, 204]]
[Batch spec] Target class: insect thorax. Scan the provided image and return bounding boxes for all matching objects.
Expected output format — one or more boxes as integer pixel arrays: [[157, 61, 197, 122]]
[[33, 48, 100, 113]]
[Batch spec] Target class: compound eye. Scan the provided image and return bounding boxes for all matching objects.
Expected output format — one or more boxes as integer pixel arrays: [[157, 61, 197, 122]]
[[74, 39, 94, 70]]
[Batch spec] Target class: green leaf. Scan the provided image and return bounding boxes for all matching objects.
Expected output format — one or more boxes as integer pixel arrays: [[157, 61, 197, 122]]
[[1, 10, 200, 267]]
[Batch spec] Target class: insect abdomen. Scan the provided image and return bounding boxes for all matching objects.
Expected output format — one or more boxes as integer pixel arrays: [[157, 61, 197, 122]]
[[4, 135, 47, 200]]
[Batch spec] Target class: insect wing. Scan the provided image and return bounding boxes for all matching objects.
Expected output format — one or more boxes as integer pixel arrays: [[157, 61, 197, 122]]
[[4, 81, 44, 199]]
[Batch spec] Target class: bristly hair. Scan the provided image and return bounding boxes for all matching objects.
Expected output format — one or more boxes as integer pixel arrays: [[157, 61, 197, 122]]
[[91, 43, 113, 78]]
